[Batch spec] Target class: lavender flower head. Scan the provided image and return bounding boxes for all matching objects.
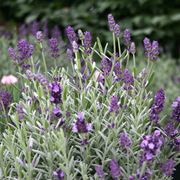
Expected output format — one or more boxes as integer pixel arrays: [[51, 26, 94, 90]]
[[66, 26, 78, 44], [51, 25, 61, 39], [171, 96, 180, 122], [0, 89, 12, 109], [42, 20, 49, 38], [49, 81, 62, 104], [114, 24, 120, 37], [140, 130, 163, 162], [108, 14, 116, 32], [72, 112, 92, 133], [143, 37, 159, 60], [95, 165, 105, 179], [18, 24, 28, 37], [109, 95, 119, 113], [129, 42, 136, 54], [101, 57, 112, 76], [123, 69, 134, 90], [149, 89, 165, 123], [160, 159, 175, 176], [8, 39, 34, 65], [49, 38, 60, 58], [16, 103, 24, 120], [119, 132, 132, 149], [36, 31, 43, 42], [30, 20, 40, 36], [109, 159, 121, 178], [164, 122, 178, 137], [52, 168, 65, 180], [83, 31, 92, 55], [114, 61, 123, 81], [123, 29, 131, 47]]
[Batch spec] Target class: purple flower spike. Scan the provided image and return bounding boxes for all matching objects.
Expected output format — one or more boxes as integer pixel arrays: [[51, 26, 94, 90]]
[[42, 20, 49, 38], [143, 37, 160, 61], [101, 57, 112, 76], [114, 24, 120, 37], [51, 25, 61, 39], [95, 165, 105, 179], [8, 39, 34, 65], [72, 112, 92, 133], [119, 132, 132, 149], [83, 31, 92, 55], [140, 130, 163, 162], [129, 42, 136, 54], [109, 95, 119, 113], [53, 107, 62, 118], [52, 168, 65, 180], [171, 96, 180, 122], [109, 159, 121, 179], [49, 38, 60, 58], [123, 69, 134, 90], [49, 82, 62, 104], [0, 89, 12, 109], [149, 89, 165, 123], [66, 26, 78, 44], [114, 61, 123, 81], [30, 21, 40, 36], [36, 31, 43, 42], [16, 103, 24, 120], [160, 159, 175, 176], [123, 29, 131, 47], [108, 14, 116, 32], [164, 122, 178, 137]]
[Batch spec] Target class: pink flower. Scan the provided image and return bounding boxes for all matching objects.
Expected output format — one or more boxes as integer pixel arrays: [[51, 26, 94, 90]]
[[1, 75, 18, 85]]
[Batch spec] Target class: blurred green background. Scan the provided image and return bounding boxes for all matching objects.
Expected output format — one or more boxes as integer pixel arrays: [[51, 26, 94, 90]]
[[0, 0, 180, 59]]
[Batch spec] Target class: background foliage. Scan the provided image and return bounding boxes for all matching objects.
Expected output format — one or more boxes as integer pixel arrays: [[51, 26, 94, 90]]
[[0, 0, 180, 58]]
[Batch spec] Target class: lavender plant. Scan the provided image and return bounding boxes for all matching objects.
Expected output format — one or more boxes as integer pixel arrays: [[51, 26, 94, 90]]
[[0, 14, 179, 180]]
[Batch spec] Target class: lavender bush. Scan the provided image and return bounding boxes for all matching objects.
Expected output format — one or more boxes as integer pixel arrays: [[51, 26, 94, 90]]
[[0, 14, 179, 179]]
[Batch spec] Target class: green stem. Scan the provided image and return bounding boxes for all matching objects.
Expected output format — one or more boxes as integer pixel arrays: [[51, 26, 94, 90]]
[[40, 42, 48, 75], [117, 37, 121, 57]]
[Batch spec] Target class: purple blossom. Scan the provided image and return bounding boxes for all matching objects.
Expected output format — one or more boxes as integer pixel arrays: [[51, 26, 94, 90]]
[[66, 26, 78, 44], [123, 69, 134, 90], [114, 24, 120, 37], [16, 103, 24, 120], [164, 122, 178, 137], [123, 29, 131, 47], [114, 61, 123, 81], [36, 31, 43, 42], [108, 14, 116, 32], [109, 159, 121, 179], [109, 95, 119, 113], [171, 96, 180, 122], [101, 57, 112, 76], [83, 31, 92, 55], [149, 89, 165, 123], [160, 159, 175, 176], [95, 165, 105, 179], [128, 176, 135, 180], [52, 107, 62, 118], [72, 112, 92, 133], [30, 21, 40, 36], [34, 73, 49, 88], [136, 168, 152, 180], [140, 130, 163, 162], [49, 81, 62, 104], [129, 42, 136, 54], [174, 137, 180, 151], [143, 37, 159, 60], [52, 168, 65, 180], [8, 39, 34, 65], [51, 25, 61, 39], [0, 89, 12, 109], [49, 38, 60, 58], [119, 132, 132, 148]]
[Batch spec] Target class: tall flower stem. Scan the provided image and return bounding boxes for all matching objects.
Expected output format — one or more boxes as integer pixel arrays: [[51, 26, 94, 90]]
[[40, 42, 48, 75], [117, 38, 121, 57]]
